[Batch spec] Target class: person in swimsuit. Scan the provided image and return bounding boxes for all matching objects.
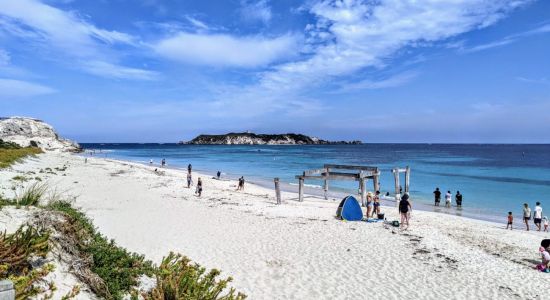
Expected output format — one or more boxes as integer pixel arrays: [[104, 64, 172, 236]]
[[372, 191, 381, 218], [399, 193, 412, 228], [433, 188, 441, 206], [523, 203, 531, 231], [366, 192, 373, 218]]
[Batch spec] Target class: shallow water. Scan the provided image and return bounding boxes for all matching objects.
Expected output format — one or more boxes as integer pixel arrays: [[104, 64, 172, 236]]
[[81, 143, 550, 223]]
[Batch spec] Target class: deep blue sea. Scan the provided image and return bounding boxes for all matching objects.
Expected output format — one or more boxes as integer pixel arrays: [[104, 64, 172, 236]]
[[80, 143, 550, 223]]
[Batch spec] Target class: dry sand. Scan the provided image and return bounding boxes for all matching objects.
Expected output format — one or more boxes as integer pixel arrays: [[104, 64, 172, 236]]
[[1, 152, 549, 299]]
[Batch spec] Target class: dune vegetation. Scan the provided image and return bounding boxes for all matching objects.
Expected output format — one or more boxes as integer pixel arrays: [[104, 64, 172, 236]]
[[0, 140, 43, 169]]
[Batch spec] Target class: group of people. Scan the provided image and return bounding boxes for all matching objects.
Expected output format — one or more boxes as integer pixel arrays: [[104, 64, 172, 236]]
[[365, 191, 381, 218], [433, 188, 462, 208], [513, 202, 549, 231]]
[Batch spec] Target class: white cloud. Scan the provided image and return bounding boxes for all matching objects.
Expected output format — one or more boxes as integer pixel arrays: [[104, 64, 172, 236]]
[[462, 22, 549, 53], [338, 72, 418, 91], [81, 61, 159, 81], [0, 0, 155, 80], [153, 33, 300, 68], [185, 16, 209, 31], [240, 0, 272, 24], [516, 76, 549, 85], [203, 0, 532, 117], [0, 78, 55, 98]]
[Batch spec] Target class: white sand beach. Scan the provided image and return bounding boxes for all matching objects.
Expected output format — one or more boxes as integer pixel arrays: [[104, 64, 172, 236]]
[[1, 152, 549, 299]]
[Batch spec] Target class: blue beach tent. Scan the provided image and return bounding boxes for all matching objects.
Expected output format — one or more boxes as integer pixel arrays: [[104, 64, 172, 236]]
[[336, 195, 363, 221]]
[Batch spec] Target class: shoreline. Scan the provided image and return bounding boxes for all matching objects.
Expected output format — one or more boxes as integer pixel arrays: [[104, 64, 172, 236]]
[[86, 151, 508, 226], [2, 152, 549, 299]]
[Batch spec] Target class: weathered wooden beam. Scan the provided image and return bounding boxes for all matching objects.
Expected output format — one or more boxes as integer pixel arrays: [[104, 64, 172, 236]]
[[405, 166, 410, 193], [324, 164, 379, 171], [298, 177, 304, 202], [303, 168, 327, 176], [359, 178, 366, 206], [323, 168, 329, 200], [393, 168, 401, 206], [274, 177, 281, 205]]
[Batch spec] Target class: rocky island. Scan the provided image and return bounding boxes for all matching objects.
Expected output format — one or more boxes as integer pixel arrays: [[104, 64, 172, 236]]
[[181, 132, 362, 145]]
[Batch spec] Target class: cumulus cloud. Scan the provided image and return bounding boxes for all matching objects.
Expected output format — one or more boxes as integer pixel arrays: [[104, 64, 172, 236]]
[[0, 78, 55, 98], [0, 0, 155, 80], [153, 33, 300, 68]]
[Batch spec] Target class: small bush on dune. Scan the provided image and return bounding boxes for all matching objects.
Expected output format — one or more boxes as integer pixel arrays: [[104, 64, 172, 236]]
[[16, 182, 48, 206], [144, 252, 246, 300]]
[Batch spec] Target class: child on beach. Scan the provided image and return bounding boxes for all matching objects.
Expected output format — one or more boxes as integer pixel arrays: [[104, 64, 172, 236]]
[[506, 212, 513, 230], [544, 216, 549, 232], [187, 173, 192, 188], [372, 191, 381, 218], [534, 202, 543, 231], [366, 192, 373, 219], [539, 245, 550, 272], [399, 193, 412, 229]]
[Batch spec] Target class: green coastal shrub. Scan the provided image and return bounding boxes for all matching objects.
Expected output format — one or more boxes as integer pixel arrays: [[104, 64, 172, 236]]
[[144, 252, 246, 300], [0, 225, 52, 299], [47, 200, 154, 299]]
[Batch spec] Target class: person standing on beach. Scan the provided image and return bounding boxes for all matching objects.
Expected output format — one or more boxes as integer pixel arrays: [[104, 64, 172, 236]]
[[372, 191, 381, 217], [445, 191, 452, 208], [188, 164, 192, 174], [187, 173, 192, 188], [523, 203, 531, 231], [534, 202, 543, 231], [399, 193, 412, 228], [506, 212, 513, 230], [217, 171, 221, 180], [543, 216, 549, 232], [196, 177, 203, 197], [433, 188, 441, 206], [161, 158, 166, 168], [455, 191, 463, 207], [366, 192, 373, 219]]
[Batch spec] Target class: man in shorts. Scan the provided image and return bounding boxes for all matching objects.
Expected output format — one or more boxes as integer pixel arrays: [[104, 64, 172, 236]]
[[534, 202, 543, 231]]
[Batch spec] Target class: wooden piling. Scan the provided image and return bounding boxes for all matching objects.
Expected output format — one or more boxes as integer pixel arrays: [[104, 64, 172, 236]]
[[405, 166, 410, 193], [359, 178, 366, 206], [323, 168, 329, 200], [274, 177, 281, 204], [298, 177, 304, 202], [393, 169, 401, 206]]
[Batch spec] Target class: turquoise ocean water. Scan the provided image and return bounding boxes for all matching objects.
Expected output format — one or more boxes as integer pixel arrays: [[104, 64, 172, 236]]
[[81, 143, 550, 224]]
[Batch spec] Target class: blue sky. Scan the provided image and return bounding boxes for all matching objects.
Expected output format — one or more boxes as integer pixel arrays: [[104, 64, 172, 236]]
[[1, 0, 549, 143]]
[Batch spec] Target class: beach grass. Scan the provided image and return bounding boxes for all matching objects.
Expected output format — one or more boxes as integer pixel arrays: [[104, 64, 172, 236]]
[[0, 145, 43, 169]]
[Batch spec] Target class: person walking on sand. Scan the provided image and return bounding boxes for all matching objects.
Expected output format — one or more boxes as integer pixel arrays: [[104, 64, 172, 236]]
[[523, 203, 531, 231], [534, 202, 543, 231], [187, 173, 192, 188], [433, 188, 441, 206], [399, 193, 412, 228], [455, 191, 463, 207], [372, 191, 381, 218], [543, 216, 549, 232], [196, 178, 203, 197], [445, 190, 452, 208], [506, 212, 513, 230]]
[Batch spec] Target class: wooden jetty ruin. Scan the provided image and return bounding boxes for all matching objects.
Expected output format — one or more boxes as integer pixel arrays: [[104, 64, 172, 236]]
[[292, 164, 410, 205]]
